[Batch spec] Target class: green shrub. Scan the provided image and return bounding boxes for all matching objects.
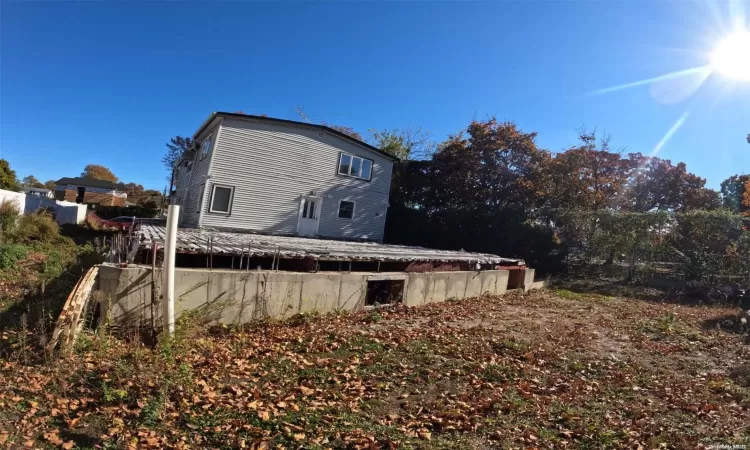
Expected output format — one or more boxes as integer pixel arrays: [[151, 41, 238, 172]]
[[13, 210, 60, 244], [0, 244, 27, 269], [0, 200, 20, 239]]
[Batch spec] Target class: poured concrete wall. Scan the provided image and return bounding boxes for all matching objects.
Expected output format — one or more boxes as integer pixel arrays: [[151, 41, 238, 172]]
[[97, 265, 520, 327]]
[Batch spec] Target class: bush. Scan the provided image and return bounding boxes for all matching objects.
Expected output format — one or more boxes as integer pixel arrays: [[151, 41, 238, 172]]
[[13, 210, 60, 244], [0, 199, 20, 239], [0, 244, 27, 269]]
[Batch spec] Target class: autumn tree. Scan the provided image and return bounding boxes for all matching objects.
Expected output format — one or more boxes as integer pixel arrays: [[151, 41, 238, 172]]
[[43, 180, 56, 190], [720, 173, 750, 217], [0, 159, 21, 191], [543, 130, 630, 212], [21, 175, 44, 188], [623, 155, 720, 212], [386, 118, 562, 271], [81, 164, 118, 182], [431, 119, 548, 212]]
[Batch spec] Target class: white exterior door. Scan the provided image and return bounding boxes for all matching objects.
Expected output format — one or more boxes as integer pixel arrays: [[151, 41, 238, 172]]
[[297, 196, 320, 237]]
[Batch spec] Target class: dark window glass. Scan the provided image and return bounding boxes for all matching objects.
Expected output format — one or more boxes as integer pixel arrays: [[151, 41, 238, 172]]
[[338, 201, 354, 219]]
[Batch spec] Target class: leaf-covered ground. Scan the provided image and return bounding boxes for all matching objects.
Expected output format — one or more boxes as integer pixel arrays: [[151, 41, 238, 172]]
[[2, 289, 749, 449]]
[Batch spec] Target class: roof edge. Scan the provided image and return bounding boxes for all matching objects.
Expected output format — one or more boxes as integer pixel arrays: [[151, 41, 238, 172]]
[[192, 112, 398, 162]]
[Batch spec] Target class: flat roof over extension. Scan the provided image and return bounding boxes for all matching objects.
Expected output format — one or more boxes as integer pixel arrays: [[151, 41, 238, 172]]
[[137, 224, 523, 265]]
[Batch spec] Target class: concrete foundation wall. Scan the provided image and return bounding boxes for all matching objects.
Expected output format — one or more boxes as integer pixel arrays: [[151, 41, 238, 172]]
[[98, 266, 528, 327]]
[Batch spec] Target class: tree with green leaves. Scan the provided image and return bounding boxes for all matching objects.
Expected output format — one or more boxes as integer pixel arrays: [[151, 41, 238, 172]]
[[164, 136, 194, 198], [370, 127, 432, 160], [81, 164, 118, 182], [0, 159, 21, 192], [43, 180, 56, 190]]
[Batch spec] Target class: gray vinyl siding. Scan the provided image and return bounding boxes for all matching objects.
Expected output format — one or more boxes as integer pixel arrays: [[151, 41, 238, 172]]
[[199, 118, 393, 241], [178, 123, 218, 227]]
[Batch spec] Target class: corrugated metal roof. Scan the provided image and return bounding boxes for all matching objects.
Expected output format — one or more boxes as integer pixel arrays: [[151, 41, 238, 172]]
[[137, 225, 523, 265]]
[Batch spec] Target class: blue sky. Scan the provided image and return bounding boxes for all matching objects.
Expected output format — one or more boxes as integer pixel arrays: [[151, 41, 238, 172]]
[[1, 1, 748, 190]]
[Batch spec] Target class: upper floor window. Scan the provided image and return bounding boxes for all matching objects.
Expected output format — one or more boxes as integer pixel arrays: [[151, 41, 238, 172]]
[[200, 134, 213, 160], [338, 152, 373, 181]]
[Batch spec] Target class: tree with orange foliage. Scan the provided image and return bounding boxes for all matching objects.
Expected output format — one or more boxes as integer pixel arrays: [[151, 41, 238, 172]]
[[81, 164, 118, 183], [742, 180, 750, 216], [720, 174, 750, 214]]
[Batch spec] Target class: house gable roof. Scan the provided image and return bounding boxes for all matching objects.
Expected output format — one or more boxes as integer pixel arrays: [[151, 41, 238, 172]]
[[193, 112, 398, 162], [56, 177, 119, 190]]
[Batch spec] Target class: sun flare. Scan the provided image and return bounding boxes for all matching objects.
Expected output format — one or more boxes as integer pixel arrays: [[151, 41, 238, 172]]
[[711, 30, 750, 81]]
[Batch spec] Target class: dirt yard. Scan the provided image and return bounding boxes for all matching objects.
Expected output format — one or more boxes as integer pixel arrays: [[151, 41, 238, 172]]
[[1, 289, 749, 449]]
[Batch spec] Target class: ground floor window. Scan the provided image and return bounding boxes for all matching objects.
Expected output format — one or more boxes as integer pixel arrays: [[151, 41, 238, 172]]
[[338, 200, 355, 220]]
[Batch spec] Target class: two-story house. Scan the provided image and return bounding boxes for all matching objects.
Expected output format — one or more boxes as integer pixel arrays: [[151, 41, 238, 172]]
[[173, 113, 396, 242]]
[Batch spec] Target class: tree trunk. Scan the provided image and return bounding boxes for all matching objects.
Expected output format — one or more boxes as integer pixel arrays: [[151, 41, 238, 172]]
[[603, 249, 615, 265]]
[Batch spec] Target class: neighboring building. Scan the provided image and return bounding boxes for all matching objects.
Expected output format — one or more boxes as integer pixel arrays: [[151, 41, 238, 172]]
[[55, 177, 127, 206], [173, 112, 396, 241], [23, 187, 53, 198]]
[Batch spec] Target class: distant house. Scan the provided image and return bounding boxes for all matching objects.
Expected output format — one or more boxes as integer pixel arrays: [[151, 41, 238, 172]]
[[23, 187, 53, 199], [173, 112, 396, 241], [55, 177, 127, 206]]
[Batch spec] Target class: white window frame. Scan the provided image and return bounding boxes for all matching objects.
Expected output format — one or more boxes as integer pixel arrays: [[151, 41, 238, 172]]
[[208, 184, 234, 214], [200, 134, 213, 160], [337, 199, 356, 220], [337, 152, 373, 181]]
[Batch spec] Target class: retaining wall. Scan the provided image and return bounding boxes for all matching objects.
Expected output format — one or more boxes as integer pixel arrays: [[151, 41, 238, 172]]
[[97, 265, 534, 327]]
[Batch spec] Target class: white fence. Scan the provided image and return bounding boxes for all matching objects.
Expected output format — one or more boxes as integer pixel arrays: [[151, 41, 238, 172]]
[[0, 189, 87, 225]]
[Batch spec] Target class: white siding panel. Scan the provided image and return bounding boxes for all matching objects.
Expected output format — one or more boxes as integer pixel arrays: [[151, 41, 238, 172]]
[[200, 118, 393, 240], [178, 124, 218, 227]]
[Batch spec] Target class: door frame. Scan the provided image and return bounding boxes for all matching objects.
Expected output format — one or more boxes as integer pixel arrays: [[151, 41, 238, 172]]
[[296, 195, 322, 237]]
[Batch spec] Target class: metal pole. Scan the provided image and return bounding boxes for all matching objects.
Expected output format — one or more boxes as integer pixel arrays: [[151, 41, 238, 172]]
[[162, 204, 179, 336]]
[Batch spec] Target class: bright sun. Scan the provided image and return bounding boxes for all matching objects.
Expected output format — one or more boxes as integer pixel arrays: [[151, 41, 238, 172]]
[[711, 30, 750, 81]]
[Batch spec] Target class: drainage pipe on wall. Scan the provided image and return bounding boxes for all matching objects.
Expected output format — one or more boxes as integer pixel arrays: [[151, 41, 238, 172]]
[[162, 205, 179, 336]]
